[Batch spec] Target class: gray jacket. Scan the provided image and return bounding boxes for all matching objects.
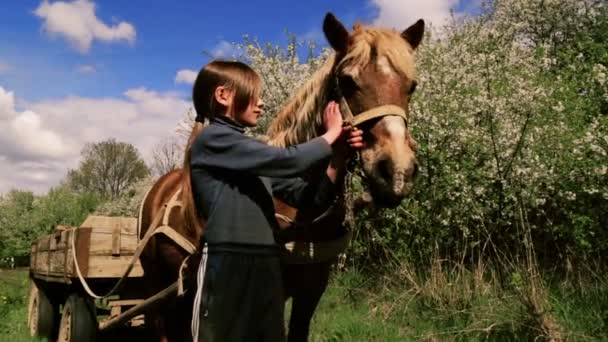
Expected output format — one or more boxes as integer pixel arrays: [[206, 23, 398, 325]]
[[191, 116, 334, 253]]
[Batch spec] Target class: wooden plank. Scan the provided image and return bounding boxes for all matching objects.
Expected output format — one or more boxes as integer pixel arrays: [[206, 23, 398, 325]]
[[108, 299, 144, 307], [110, 306, 122, 317], [58, 229, 70, 249], [80, 216, 137, 235], [29, 215, 144, 280], [33, 251, 49, 277], [112, 226, 121, 256], [49, 235, 57, 251], [85, 255, 144, 278], [88, 231, 137, 255], [31, 273, 70, 284], [30, 242, 36, 270], [130, 315, 145, 327], [49, 249, 65, 274], [99, 282, 178, 332], [75, 227, 92, 278], [37, 236, 51, 252]]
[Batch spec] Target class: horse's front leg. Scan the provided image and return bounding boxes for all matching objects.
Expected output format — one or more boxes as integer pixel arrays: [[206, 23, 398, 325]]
[[282, 262, 332, 342]]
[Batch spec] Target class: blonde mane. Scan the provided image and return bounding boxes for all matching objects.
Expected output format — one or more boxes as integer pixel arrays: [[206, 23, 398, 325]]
[[265, 23, 417, 147]]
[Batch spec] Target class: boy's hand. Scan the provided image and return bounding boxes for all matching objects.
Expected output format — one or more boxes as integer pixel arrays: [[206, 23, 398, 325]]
[[332, 125, 365, 162], [345, 126, 364, 149]]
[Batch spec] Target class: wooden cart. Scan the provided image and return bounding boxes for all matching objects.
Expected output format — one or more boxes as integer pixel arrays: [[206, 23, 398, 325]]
[[28, 215, 180, 341]]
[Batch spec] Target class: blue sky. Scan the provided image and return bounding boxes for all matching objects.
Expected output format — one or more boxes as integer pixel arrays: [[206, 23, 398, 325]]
[[0, 0, 480, 194], [0, 0, 381, 101]]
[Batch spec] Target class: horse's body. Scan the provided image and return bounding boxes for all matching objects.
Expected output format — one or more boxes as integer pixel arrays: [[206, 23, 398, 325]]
[[139, 13, 424, 342]]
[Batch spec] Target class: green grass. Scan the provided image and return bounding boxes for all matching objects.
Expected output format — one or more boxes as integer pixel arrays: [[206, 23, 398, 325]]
[[0, 268, 38, 341], [308, 265, 608, 341], [3, 266, 608, 341]]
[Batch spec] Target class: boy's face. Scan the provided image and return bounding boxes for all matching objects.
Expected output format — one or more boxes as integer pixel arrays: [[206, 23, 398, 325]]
[[235, 97, 264, 127]]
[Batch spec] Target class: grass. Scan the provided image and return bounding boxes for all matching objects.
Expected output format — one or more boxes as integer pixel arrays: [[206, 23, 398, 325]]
[[2, 264, 608, 341], [308, 260, 608, 341], [0, 268, 39, 341]]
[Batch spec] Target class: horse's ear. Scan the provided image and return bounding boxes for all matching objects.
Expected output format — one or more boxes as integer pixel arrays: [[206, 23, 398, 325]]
[[401, 19, 425, 50], [323, 12, 350, 53]]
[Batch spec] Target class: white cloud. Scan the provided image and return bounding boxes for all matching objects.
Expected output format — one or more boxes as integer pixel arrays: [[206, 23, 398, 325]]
[[211, 40, 238, 59], [371, 0, 460, 28], [0, 85, 190, 194], [175, 69, 198, 85], [34, 0, 136, 54], [76, 64, 96, 73], [0, 86, 69, 161]]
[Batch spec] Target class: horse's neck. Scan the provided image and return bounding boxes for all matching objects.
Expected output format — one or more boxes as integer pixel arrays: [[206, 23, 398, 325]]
[[267, 55, 337, 147]]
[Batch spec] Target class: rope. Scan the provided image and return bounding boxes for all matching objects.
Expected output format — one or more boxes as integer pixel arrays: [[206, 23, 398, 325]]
[[177, 255, 191, 296], [70, 202, 169, 299], [70, 189, 195, 299]]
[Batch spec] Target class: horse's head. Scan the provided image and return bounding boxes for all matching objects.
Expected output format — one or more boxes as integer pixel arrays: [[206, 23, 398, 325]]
[[324, 13, 424, 208]]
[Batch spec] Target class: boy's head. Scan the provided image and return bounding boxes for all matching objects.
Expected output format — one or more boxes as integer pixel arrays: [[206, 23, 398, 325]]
[[192, 60, 264, 127]]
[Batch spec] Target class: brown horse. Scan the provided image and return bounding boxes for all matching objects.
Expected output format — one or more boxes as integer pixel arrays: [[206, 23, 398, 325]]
[[139, 12, 424, 342]]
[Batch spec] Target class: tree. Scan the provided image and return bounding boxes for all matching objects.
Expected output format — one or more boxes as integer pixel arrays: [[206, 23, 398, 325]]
[[0, 186, 101, 260], [150, 136, 184, 177], [67, 139, 150, 200]]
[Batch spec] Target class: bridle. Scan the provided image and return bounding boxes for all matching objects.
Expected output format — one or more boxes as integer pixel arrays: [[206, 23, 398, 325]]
[[301, 73, 410, 226], [332, 72, 409, 128], [277, 69, 412, 261]]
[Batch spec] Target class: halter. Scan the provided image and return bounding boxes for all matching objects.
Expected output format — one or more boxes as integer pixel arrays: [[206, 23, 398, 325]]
[[279, 73, 410, 263], [332, 73, 409, 128]]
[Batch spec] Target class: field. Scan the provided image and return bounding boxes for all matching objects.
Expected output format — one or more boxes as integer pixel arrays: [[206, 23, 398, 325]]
[[2, 266, 607, 341]]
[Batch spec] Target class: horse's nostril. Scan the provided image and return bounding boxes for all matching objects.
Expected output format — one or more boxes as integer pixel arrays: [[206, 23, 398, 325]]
[[377, 158, 393, 182]]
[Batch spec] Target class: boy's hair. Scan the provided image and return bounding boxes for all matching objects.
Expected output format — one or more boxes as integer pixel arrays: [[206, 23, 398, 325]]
[[192, 60, 262, 122]]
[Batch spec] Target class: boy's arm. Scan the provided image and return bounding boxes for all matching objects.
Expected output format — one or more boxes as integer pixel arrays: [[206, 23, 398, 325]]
[[191, 127, 332, 178]]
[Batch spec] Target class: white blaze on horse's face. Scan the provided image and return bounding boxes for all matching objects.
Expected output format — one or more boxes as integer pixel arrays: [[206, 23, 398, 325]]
[[377, 56, 393, 76], [360, 114, 418, 207]]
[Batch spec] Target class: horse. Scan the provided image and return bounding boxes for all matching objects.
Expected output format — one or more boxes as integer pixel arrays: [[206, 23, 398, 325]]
[[138, 12, 424, 342]]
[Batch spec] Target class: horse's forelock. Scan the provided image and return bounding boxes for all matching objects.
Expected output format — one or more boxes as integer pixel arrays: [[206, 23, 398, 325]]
[[340, 26, 417, 80]]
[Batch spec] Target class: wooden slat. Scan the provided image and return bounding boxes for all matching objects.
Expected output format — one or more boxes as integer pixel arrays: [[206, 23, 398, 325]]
[[49, 249, 65, 274], [99, 282, 178, 332], [110, 306, 121, 317], [80, 216, 137, 235], [112, 226, 121, 256], [34, 251, 48, 275], [31, 273, 70, 284], [37, 236, 51, 252], [85, 255, 144, 278], [75, 227, 92, 277], [89, 231, 137, 255], [30, 215, 145, 280], [108, 299, 144, 307]]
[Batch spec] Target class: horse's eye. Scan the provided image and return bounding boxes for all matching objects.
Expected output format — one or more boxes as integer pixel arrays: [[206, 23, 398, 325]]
[[408, 81, 418, 95], [339, 75, 359, 96]]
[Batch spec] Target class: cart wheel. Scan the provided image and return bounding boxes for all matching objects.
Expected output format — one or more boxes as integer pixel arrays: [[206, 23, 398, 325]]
[[28, 282, 57, 339], [58, 293, 98, 342]]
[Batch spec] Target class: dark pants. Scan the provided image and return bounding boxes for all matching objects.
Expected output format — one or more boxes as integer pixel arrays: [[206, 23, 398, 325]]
[[194, 251, 286, 342]]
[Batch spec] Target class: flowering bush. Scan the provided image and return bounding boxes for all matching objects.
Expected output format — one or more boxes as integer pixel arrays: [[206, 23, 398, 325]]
[[354, 0, 607, 267], [224, 0, 608, 268]]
